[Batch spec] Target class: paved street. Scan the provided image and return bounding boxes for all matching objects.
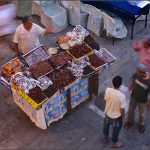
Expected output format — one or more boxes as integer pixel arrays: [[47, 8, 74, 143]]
[[0, 14, 150, 149]]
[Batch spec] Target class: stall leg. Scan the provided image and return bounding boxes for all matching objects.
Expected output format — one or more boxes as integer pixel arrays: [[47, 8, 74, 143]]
[[131, 21, 135, 40], [66, 88, 72, 114], [93, 72, 99, 96], [88, 76, 93, 100], [145, 14, 148, 28], [112, 37, 115, 46]]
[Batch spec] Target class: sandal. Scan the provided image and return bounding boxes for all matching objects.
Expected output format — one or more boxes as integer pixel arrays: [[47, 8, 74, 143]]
[[139, 125, 145, 134], [111, 141, 123, 148], [124, 122, 133, 129]]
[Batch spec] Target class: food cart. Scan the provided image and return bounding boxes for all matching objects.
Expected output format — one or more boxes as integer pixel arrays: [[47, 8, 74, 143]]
[[0, 26, 116, 129]]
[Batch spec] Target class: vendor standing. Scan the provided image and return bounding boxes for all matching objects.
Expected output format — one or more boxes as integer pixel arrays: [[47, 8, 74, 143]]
[[13, 16, 51, 55]]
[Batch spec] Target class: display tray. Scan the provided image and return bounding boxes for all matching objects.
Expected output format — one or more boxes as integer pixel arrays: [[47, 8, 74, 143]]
[[82, 65, 95, 78], [30, 59, 54, 79], [2, 57, 23, 68], [47, 68, 77, 90], [43, 85, 58, 98], [18, 88, 47, 109], [48, 51, 72, 69], [88, 53, 106, 71], [23, 45, 50, 67], [1, 57, 25, 82], [84, 34, 100, 50], [67, 43, 94, 61], [84, 34, 96, 43], [64, 77, 81, 90], [11, 82, 48, 109], [95, 48, 117, 64]]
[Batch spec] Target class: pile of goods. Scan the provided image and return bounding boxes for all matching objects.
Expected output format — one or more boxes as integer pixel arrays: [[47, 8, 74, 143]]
[[30, 60, 54, 78], [1, 58, 25, 82], [49, 52, 72, 68], [11, 72, 53, 94], [68, 43, 93, 59], [95, 48, 116, 63], [43, 84, 57, 98], [48, 68, 76, 89], [11, 72, 54, 104], [67, 58, 94, 77], [88, 53, 105, 69], [83, 65, 95, 77], [28, 86, 47, 104], [67, 60, 84, 78], [84, 34, 100, 50], [58, 31, 84, 47]]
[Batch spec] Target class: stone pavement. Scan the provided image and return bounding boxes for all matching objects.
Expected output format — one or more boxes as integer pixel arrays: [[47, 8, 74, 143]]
[[0, 15, 150, 149]]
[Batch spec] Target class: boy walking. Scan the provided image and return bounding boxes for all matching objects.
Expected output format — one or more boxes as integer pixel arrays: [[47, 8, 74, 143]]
[[103, 76, 126, 148]]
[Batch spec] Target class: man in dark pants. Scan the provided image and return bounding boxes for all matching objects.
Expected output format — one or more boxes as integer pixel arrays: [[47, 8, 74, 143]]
[[124, 64, 150, 133], [103, 76, 126, 148]]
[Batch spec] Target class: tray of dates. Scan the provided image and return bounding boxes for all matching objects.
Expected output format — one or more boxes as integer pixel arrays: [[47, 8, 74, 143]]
[[47, 68, 77, 90], [28, 86, 48, 105], [83, 65, 95, 78], [49, 51, 72, 69], [84, 34, 100, 50], [43, 84, 58, 98], [11, 75, 53, 109], [67, 42, 93, 61], [95, 48, 117, 64], [15, 85, 48, 109], [30, 59, 54, 78], [88, 53, 106, 71], [23, 45, 50, 67], [28, 86, 47, 103]]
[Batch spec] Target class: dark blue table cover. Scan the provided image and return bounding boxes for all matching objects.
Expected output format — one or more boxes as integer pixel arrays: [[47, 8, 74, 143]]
[[82, 0, 149, 21]]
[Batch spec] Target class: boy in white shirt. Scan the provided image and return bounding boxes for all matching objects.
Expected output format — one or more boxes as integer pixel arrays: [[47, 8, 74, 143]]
[[103, 76, 126, 148]]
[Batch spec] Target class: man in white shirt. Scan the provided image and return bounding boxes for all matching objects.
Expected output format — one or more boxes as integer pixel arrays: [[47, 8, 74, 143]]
[[103, 76, 126, 148], [13, 16, 51, 55]]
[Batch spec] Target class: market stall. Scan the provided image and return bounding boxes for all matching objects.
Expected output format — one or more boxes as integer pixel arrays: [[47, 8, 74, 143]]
[[0, 25, 116, 129]]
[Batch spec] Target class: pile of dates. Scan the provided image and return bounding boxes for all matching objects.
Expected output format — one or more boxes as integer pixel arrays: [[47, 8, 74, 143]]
[[84, 34, 100, 50], [88, 53, 105, 68], [43, 85, 57, 98], [83, 65, 95, 77], [69, 43, 93, 59], [31, 60, 53, 78], [85, 34, 96, 43], [28, 86, 47, 104], [49, 52, 72, 68], [48, 68, 76, 89]]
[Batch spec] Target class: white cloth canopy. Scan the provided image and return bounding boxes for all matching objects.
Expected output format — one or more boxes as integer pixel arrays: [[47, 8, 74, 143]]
[[59, 1, 89, 27], [82, 4, 103, 36], [32, 1, 68, 33]]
